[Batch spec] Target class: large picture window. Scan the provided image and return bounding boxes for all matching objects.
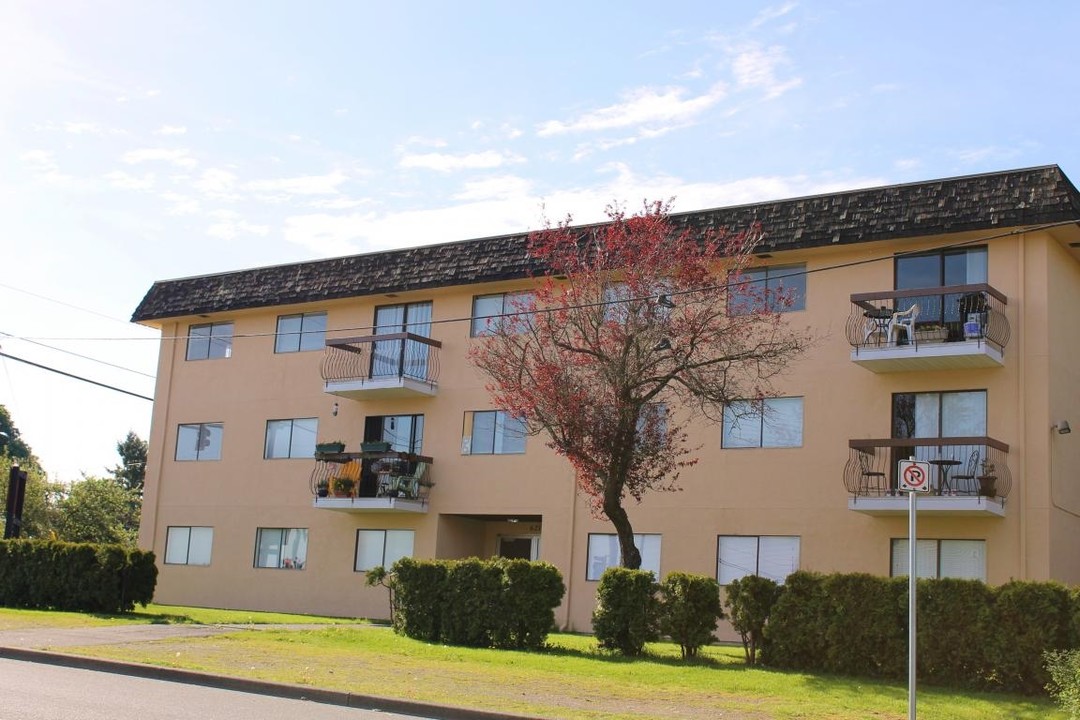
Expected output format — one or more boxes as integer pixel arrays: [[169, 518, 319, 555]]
[[175, 423, 223, 461], [586, 533, 661, 581], [471, 292, 534, 336], [186, 322, 233, 361], [264, 418, 318, 459], [355, 529, 415, 572], [275, 312, 327, 353], [728, 264, 806, 315], [722, 397, 803, 448], [462, 410, 526, 455], [717, 535, 800, 584], [254, 528, 308, 570], [365, 414, 424, 454], [891, 539, 986, 581], [892, 391, 986, 439], [165, 526, 213, 566]]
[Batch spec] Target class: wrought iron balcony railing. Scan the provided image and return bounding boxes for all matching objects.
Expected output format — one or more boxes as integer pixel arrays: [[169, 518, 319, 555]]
[[846, 283, 1009, 353], [320, 333, 441, 389], [844, 437, 1011, 503]]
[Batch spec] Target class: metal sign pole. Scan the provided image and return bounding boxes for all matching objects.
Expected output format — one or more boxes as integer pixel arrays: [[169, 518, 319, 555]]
[[908, 481, 917, 720]]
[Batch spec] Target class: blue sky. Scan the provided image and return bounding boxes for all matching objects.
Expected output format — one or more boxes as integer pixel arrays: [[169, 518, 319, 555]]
[[2, 1, 1079, 482]]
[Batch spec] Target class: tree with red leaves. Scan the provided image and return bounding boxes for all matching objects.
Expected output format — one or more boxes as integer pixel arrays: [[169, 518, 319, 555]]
[[469, 201, 811, 570]]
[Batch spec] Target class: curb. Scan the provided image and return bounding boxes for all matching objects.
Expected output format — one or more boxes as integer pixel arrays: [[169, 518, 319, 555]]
[[0, 646, 543, 720]]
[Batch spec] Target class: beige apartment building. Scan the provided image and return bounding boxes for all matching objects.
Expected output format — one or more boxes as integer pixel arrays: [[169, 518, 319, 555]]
[[133, 165, 1080, 630]]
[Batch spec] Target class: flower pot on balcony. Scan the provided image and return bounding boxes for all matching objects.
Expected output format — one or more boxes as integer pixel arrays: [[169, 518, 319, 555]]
[[915, 327, 948, 343], [978, 476, 997, 498], [331, 477, 356, 497], [316, 442, 346, 454], [361, 441, 392, 453]]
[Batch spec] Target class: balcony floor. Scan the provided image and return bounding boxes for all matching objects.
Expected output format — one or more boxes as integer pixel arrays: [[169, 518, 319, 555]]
[[848, 494, 1005, 517], [850, 340, 1003, 372], [313, 496, 428, 513], [324, 376, 437, 399]]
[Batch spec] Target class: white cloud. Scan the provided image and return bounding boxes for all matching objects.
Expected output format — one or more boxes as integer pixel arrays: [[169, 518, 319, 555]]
[[401, 135, 448, 149], [155, 125, 187, 135], [308, 197, 373, 210], [950, 146, 1021, 165], [193, 168, 239, 199], [20, 150, 74, 186], [536, 84, 727, 137], [244, 171, 348, 196], [453, 175, 533, 202], [730, 45, 802, 99], [122, 148, 198, 168], [333, 108, 348, 117], [103, 170, 155, 190], [207, 210, 270, 240], [399, 150, 526, 173], [159, 192, 200, 216], [894, 158, 921, 171], [750, 2, 798, 29], [63, 122, 101, 135]]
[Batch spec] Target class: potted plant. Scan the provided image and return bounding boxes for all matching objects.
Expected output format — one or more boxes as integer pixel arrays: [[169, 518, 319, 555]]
[[978, 461, 997, 497], [361, 440, 392, 453], [332, 476, 356, 497], [915, 324, 948, 343], [316, 440, 346, 454], [316, 478, 329, 498]]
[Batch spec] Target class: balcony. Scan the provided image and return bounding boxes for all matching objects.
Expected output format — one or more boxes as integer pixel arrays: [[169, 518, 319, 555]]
[[309, 450, 434, 514], [846, 284, 1009, 372], [844, 437, 1011, 517], [321, 333, 441, 399]]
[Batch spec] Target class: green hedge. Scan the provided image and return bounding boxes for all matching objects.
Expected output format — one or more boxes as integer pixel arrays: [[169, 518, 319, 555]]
[[0, 539, 156, 613], [723, 574, 779, 665], [388, 557, 564, 650], [659, 572, 723, 659], [592, 567, 659, 656], [762, 572, 1078, 695]]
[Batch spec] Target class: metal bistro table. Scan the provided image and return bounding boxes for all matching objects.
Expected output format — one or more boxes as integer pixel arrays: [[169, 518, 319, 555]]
[[862, 305, 894, 345], [928, 458, 961, 495]]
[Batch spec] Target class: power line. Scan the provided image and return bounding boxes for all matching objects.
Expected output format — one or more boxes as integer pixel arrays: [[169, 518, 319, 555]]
[[0, 351, 153, 402], [0, 331, 156, 379], [0, 280, 153, 329], [9, 219, 1075, 343]]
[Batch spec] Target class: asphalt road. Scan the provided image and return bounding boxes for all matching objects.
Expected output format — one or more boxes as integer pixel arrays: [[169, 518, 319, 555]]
[[0, 658, 425, 720]]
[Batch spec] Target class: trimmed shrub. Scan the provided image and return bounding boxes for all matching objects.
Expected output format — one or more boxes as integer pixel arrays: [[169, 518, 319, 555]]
[[988, 580, 1073, 694], [822, 573, 906, 679], [724, 574, 780, 665], [659, 572, 722, 659], [1045, 649, 1080, 717], [592, 567, 659, 656], [441, 558, 505, 647], [915, 577, 993, 689], [390, 557, 449, 642], [496, 559, 565, 650], [0, 539, 156, 613], [761, 570, 827, 670]]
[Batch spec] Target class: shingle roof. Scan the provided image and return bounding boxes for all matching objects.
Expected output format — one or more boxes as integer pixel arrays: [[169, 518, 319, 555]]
[[132, 165, 1080, 322]]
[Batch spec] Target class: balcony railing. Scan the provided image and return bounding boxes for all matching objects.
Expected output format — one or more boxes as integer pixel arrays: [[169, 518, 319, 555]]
[[846, 284, 1009, 371], [844, 437, 1011, 516], [310, 450, 434, 513], [320, 333, 441, 398]]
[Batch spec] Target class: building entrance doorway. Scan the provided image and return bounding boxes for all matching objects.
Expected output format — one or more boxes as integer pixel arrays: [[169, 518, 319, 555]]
[[498, 535, 540, 561]]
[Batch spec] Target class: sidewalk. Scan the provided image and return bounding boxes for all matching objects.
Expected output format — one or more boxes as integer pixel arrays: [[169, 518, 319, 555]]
[[0, 623, 541, 720]]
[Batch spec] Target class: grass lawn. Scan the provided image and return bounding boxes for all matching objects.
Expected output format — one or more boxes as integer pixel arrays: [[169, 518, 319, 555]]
[[49, 624, 1063, 720], [0, 604, 366, 631]]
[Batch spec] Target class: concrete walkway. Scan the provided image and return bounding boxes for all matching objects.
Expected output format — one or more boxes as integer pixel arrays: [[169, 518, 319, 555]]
[[0, 623, 540, 720]]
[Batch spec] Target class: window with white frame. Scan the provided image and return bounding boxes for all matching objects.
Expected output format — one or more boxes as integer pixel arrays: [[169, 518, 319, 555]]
[[355, 529, 415, 571], [462, 410, 526, 454], [264, 418, 318, 459], [717, 535, 800, 584], [471, 291, 535, 336], [728, 264, 806, 315], [255, 528, 308, 570], [890, 539, 986, 581], [164, 526, 213, 566], [892, 391, 986, 439], [722, 397, 803, 448], [586, 533, 661, 581], [175, 422, 223, 461], [186, 322, 233, 360], [275, 312, 327, 353]]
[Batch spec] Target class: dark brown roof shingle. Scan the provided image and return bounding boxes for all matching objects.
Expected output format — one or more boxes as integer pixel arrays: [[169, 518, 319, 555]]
[[131, 165, 1080, 322]]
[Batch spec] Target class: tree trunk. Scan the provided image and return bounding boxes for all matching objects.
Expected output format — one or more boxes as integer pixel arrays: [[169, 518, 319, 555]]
[[604, 492, 642, 570]]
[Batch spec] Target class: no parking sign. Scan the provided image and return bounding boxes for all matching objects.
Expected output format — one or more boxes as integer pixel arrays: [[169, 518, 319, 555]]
[[898, 460, 931, 493]]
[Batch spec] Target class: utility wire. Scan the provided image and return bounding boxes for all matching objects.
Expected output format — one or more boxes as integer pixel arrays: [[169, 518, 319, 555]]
[[0, 331, 155, 379], [0, 351, 153, 402], [0, 280, 154, 329], [10, 219, 1076, 342]]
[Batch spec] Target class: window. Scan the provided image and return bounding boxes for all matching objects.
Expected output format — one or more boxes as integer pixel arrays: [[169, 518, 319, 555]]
[[602, 282, 672, 323], [264, 418, 318, 459], [586, 533, 661, 581], [275, 312, 327, 353], [895, 247, 987, 326], [255, 528, 308, 570], [175, 423, 223, 461], [892, 391, 986, 439], [722, 397, 803, 448], [164, 526, 213, 566], [186, 322, 233, 360], [717, 535, 800, 584], [891, 539, 986, 581], [373, 301, 432, 379], [729, 264, 806, 315], [471, 292, 535, 336], [462, 410, 526, 454], [355, 529, 415, 571], [365, 414, 424, 454]]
